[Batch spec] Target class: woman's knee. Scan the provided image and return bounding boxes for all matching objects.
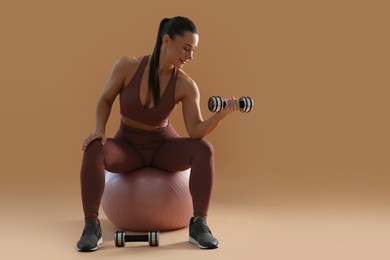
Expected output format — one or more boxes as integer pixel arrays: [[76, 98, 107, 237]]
[[83, 139, 105, 157], [193, 139, 214, 156]]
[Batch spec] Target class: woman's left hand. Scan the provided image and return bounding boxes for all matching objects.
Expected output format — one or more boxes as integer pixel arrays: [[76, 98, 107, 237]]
[[220, 96, 240, 115]]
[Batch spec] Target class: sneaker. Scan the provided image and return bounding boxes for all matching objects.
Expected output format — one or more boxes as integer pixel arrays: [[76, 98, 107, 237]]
[[189, 217, 219, 249], [76, 220, 103, 252]]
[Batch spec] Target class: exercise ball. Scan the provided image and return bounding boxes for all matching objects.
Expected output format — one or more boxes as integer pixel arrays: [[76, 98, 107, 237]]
[[101, 167, 193, 232]]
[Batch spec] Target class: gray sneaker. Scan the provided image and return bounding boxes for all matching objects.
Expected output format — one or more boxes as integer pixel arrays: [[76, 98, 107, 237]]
[[189, 217, 219, 249], [76, 220, 103, 252]]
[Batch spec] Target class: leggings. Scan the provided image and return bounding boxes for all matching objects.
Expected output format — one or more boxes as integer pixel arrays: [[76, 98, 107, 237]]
[[80, 121, 215, 221]]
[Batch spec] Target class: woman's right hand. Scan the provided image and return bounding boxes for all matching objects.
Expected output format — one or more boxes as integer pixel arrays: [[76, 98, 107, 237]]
[[82, 132, 107, 151]]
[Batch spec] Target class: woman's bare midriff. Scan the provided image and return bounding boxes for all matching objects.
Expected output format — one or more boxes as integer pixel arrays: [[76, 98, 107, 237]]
[[121, 115, 168, 131]]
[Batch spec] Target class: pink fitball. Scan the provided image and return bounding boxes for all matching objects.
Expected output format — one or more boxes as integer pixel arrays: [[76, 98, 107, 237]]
[[101, 167, 193, 232]]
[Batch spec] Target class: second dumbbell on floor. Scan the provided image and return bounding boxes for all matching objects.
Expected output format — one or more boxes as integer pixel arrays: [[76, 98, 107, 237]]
[[114, 230, 159, 247]]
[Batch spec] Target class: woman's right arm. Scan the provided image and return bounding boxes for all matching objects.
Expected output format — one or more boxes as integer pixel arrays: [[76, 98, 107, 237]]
[[82, 56, 132, 150]]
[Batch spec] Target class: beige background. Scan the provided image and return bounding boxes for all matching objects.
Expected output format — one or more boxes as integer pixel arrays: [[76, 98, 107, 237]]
[[1, 0, 389, 259]]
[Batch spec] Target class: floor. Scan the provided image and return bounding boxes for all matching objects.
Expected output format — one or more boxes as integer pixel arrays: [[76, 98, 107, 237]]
[[1, 179, 389, 260]]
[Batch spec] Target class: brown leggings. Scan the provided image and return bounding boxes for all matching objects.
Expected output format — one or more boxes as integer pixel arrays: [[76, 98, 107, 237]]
[[80, 121, 215, 221]]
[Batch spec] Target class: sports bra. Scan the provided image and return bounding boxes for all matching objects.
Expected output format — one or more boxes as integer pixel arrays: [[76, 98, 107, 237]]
[[119, 55, 178, 127]]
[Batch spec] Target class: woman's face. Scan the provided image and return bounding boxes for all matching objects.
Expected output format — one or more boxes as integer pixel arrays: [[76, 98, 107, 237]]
[[163, 31, 199, 68]]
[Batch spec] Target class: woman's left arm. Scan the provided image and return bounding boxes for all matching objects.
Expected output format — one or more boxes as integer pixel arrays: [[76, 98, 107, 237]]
[[181, 80, 239, 139]]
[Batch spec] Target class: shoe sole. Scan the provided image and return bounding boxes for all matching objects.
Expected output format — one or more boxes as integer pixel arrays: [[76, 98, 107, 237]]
[[77, 237, 103, 252], [189, 237, 219, 249]]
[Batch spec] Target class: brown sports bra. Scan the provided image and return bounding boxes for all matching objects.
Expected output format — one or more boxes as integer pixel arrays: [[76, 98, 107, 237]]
[[119, 55, 178, 127]]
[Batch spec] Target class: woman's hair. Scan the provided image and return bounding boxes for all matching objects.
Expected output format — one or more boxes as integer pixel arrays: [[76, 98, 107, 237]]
[[148, 16, 197, 106]]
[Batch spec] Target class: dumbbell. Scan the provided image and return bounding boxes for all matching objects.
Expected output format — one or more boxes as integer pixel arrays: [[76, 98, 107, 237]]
[[114, 230, 159, 247], [208, 96, 254, 113]]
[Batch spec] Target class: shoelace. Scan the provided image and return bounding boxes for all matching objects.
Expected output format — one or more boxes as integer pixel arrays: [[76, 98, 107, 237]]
[[83, 227, 99, 236], [196, 220, 211, 233], [83, 223, 100, 236]]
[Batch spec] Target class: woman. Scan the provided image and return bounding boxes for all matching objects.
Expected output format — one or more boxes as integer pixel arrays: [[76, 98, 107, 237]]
[[76, 16, 239, 252]]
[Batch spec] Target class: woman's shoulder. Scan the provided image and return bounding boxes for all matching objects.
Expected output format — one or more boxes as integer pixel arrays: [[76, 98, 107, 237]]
[[177, 68, 197, 89], [110, 55, 147, 81], [176, 69, 199, 100], [114, 55, 143, 70]]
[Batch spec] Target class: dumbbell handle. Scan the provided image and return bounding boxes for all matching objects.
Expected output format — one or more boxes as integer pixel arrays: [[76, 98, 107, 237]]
[[221, 100, 246, 108], [124, 234, 149, 242]]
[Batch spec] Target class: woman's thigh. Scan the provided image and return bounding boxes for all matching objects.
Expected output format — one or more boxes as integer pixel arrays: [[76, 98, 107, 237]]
[[103, 138, 145, 173], [151, 138, 213, 172]]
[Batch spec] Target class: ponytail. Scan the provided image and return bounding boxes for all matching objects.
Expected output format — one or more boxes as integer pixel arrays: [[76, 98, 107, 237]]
[[148, 18, 170, 107]]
